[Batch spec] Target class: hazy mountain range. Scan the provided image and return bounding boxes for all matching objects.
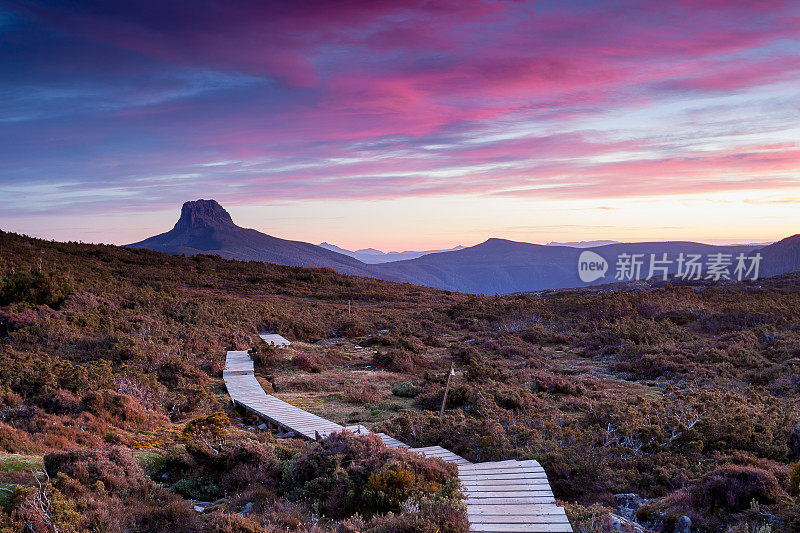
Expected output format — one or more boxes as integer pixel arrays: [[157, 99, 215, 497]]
[[318, 242, 466, 263], [127, 200, 800, 294], [546, 240, 621, 248]]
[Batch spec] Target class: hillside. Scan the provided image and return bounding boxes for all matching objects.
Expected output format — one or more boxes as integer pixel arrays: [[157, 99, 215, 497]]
[[759, 234, 800, 277], [1, 230, 800, 532]]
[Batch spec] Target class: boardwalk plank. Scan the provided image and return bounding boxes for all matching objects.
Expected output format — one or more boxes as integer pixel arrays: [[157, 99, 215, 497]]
[[458, 473, 550, 480], [467, 505, 568, 515], [465, 491, 555, 498], [463, 479, 553, 487], [469, 515, 570, 524], [471, 526, 573, 533], [466, 497, 557, 505]]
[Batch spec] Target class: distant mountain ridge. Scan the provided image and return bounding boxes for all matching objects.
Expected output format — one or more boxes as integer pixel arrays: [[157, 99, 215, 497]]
[[547, 240, 621, 248], [373, 238, 763, 294], [127, 200, 800, 294], [319, 242, 465, 263]]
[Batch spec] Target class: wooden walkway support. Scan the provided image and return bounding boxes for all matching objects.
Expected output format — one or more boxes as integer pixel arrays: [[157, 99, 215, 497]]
[[223, 350, 572, 532]]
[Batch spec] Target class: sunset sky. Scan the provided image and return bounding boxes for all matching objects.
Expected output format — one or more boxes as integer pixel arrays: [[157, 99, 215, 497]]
[[1, 0, 799, 250]]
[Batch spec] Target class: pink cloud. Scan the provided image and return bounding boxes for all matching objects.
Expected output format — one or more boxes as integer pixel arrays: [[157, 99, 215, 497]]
[[3, 0, 800, 222]]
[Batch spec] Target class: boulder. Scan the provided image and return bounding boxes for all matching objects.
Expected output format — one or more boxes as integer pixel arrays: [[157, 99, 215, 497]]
[[613, 493, 646, 520], [674, 515, 691, 533], [609, 513, 646, 533]]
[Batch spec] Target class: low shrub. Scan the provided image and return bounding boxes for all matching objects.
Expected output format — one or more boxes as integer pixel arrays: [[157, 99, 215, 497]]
[[44, 447, 147, 495], [248, 343, 281, 370], [184, 411, 230, 450], [392, 382, 418, 398], [0, 269, 74, 308], [338, 318, 370, 338], [82, 390, 147, 424], [203, 510, 263, 533], [0, 423, 43, 455], [790, 461, 800, 495], [172, 476, 221, 501], [345, 384, 382, 405], [638, 464, 787, 531], [372, 350, 425, 373], [283, 432, 461, 519], [363, 497, 468, 533], [292, 353, 324, 372], [692, 464, 785, 512], [159, 440, 282, 499], [37, 447, 201, 532]]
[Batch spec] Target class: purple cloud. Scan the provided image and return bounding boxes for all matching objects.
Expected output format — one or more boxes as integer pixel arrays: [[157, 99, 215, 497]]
[[1, 0, 799, 238]]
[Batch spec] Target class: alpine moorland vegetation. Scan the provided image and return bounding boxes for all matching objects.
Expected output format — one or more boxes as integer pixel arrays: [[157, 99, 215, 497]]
[[1, 229, 800, 531]]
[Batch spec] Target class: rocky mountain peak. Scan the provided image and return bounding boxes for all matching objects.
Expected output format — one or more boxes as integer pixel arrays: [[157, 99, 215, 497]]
[[174, 199, 236, 230]]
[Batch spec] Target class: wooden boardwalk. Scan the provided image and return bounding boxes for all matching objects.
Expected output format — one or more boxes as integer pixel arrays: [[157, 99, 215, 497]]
[[224, 350, 343, 439], [223, 350, 572, 532], [459, 461, 571, 532], [259, 333, 291, 346]]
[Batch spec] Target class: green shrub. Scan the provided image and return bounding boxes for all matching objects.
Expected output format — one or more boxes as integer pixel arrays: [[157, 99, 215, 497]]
[[392, 382, 418, 398], [0, 483, 17, 511], [171, 476, 221, 501], [4, 481, 81, 532], [0, 269, 74, 308]]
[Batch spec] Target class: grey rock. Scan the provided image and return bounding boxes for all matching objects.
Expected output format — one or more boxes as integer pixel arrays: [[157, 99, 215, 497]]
[[609, 513, 646, 533], [675, 515, 691, 533], [189, 500, 211, 513], [613, 493, 646, 521]]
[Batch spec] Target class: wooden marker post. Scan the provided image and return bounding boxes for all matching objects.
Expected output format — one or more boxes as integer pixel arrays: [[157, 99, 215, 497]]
[[439, 362, 455, 417]]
